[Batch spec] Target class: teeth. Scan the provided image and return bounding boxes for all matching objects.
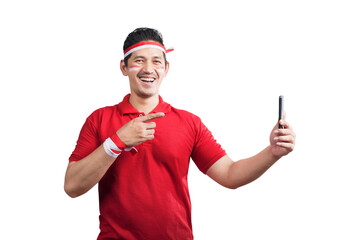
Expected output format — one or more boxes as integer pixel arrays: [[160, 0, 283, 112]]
[[140, 78, 155, 82]]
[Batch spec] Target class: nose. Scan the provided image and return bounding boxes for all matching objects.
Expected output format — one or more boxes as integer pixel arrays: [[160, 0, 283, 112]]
[[143, 61, 154, 74]]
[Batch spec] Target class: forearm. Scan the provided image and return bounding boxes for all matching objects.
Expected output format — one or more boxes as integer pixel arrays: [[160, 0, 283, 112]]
[[64, 145, 116, 198], [207, 119, 295, 189], [64, 112, 164, 198], [227, 146, 280, 189]]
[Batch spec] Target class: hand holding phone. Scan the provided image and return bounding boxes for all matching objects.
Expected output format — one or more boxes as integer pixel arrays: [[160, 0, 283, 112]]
[[279, 95, 284, 129]]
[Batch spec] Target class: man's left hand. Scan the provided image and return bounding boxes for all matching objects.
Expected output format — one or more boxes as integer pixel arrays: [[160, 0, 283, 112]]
[[269, 119, 296, 158]]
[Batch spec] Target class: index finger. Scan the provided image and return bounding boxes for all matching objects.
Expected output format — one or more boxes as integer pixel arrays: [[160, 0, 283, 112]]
[[138, 112, 165, 122]]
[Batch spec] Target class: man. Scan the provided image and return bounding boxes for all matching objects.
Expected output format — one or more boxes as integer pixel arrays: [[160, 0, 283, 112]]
[[64, 27, 296, 239]]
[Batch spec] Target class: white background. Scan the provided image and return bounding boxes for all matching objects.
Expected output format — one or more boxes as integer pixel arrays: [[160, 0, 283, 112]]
[[1, 0, 359, 239]]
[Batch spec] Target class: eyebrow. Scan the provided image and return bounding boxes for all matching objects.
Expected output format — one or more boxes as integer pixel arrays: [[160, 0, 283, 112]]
[[133, 55, 163, 60]]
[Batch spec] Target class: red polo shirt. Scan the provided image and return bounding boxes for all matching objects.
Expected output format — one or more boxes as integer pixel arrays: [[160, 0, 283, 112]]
[[69, 94, 226, 240]]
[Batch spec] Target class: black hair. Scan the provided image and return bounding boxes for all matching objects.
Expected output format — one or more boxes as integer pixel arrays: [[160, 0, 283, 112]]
[[123, 27, 167, 66]]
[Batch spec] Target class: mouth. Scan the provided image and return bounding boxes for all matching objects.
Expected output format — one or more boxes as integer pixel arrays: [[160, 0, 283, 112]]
[[138, 74, 157, 84], [139, 77, 156, 83]]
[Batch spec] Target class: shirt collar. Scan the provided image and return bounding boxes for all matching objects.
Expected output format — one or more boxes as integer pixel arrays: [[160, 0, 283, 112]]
[[117, 94, 171, 115]]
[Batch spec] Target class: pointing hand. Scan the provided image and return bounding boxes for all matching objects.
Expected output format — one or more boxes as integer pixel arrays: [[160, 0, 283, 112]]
[[116, 112, 165, 147]]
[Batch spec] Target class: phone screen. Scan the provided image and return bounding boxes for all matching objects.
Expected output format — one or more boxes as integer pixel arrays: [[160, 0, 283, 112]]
[[279, 95, 284, 129]]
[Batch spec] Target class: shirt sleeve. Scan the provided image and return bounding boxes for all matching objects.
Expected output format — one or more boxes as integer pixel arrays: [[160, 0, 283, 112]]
[[191, 119, 227, 174], [69, 113, 101, 162]]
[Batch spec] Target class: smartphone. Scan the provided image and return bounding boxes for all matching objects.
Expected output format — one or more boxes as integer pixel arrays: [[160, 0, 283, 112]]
[[278, 95, 284, 129]]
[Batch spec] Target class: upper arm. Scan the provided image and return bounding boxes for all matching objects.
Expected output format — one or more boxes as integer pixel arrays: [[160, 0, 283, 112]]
[[191, 118, 227, 174], [69, 115, 100, 162], [206, 155, 235, 189], [66, 161, 77, 170]]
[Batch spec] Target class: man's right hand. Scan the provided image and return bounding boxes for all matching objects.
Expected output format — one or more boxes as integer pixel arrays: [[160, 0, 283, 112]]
[[116, 112, 165, 147]]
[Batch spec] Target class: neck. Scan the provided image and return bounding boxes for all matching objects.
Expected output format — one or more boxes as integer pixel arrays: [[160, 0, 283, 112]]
[[129, 93, 159, 115]]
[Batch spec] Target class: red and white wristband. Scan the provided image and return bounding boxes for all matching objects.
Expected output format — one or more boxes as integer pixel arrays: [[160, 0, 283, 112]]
[[103, 133, 137, 158]]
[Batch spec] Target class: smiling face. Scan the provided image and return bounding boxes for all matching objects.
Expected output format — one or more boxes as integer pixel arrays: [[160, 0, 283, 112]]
[[120, 46, 169, 99]]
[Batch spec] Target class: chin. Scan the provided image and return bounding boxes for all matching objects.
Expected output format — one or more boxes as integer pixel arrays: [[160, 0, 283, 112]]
[[136, 90, 158, 98]]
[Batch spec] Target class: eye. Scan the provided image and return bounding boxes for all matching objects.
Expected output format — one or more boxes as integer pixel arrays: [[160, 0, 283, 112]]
[[135, 59, 144, 63], [154, 60, 162, 64]]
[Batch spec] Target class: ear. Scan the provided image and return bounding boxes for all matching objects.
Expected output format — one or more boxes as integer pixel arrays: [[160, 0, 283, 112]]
[[120, 60, 128, 76], [164, 61, 170, 77]]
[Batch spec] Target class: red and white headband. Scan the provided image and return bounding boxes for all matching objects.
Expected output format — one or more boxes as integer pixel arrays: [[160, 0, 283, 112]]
[[124, 41, 174, 58]]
